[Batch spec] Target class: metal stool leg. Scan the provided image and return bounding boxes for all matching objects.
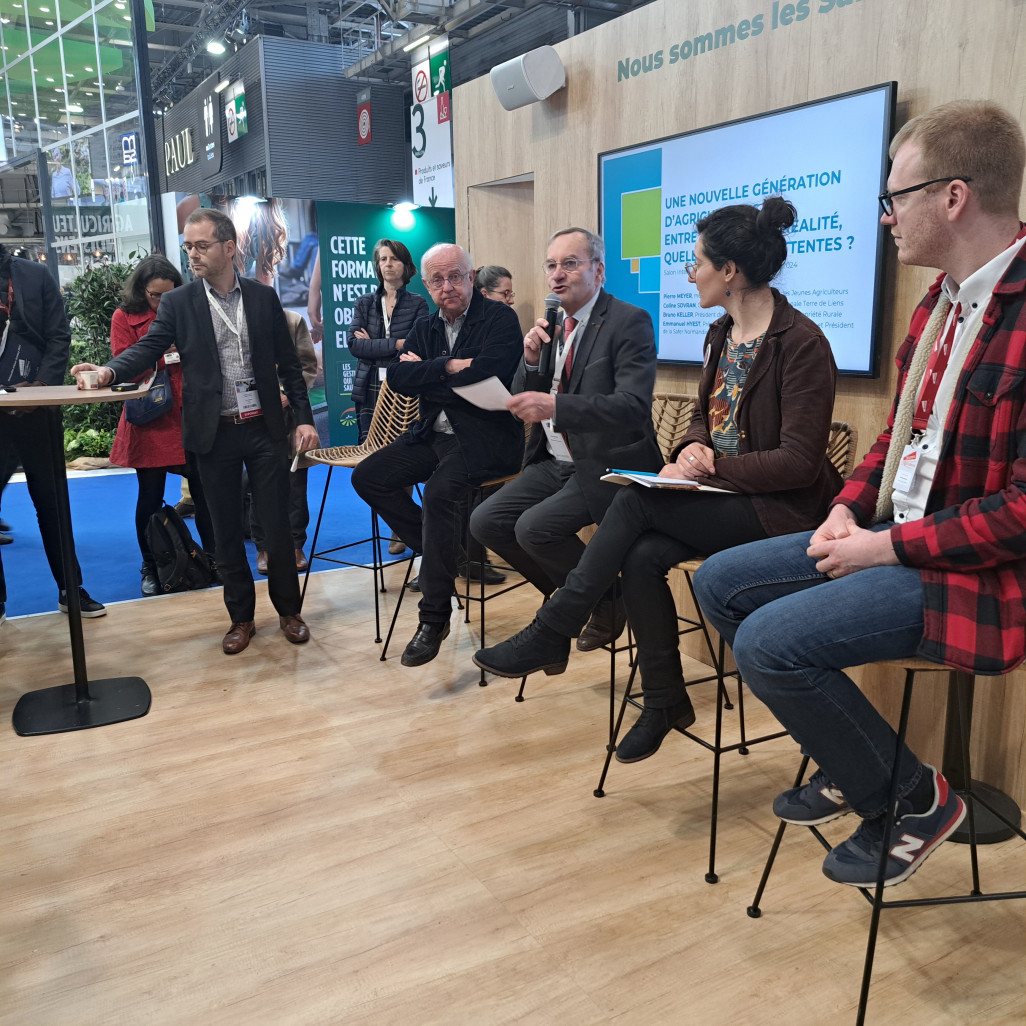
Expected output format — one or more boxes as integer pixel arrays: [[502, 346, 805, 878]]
[[379, 553, 419, 661], [747, 755, 811, 917], [300, 465, 333, 608]]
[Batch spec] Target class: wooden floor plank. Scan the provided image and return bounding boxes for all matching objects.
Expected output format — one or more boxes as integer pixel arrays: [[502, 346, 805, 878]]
[[2, 566, 1023, 1025]]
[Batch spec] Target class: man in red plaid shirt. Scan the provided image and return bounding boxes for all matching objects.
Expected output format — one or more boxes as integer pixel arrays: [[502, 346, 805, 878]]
[[694, 100, 1026, 888]]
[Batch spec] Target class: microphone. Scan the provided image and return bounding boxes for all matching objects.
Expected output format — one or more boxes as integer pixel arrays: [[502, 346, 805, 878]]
[[537, 291, 560, 381]]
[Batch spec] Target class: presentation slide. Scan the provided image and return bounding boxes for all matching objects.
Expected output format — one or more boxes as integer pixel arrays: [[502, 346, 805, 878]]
[[600, 84, 894, 375]]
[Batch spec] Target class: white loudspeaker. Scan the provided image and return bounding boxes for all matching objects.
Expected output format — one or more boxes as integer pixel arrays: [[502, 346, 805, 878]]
[[490, 46, 566, 111]]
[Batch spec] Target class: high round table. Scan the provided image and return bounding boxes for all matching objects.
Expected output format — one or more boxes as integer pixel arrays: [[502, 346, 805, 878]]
[[2, 383, 151, 736]]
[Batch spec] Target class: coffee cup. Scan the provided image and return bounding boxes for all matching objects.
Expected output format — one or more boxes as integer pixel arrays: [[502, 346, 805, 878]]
[[80, 369, 100, 389]]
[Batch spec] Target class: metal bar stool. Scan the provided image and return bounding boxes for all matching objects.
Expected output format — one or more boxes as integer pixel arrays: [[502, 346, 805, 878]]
[[594, 557, 786, 884], [746, 658, 1025, 1026], [299, 381, 419, 642]]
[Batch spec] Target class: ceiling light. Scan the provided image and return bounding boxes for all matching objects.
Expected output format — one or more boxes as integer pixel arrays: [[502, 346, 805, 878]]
[[206, 39, 226, 55], [67, 104, 83, 113], [403, 34, 435, 53], [214, 78, 231, 93]]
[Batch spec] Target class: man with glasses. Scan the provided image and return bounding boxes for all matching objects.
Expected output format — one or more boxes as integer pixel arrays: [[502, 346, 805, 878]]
[[351, 243, 524, 667], [72, 208, 317, 655], [693, 100, 1026, 888], [471, 227, 661, 652]]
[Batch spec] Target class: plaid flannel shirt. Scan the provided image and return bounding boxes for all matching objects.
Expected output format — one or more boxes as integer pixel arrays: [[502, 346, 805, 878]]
[[835, 230, 1026, 674]]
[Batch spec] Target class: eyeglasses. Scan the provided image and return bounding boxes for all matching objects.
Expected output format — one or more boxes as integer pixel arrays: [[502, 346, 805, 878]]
[[542, 258, 597, 276], [684, 260, 706, 278], [878, 176, 972, 216], [182, 239, 224, 254], [145, 289, 171, 300], [425, 272, 468, 290], [486, 289, 515, 301]]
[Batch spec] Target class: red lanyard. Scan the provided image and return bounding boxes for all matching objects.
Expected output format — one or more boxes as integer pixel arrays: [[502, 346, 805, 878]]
[[912, 301, 961, 433]]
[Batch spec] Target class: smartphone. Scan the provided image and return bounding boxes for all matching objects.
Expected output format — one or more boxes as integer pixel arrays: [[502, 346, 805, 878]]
[[111, 382, 139, 392], [0, 386, 16, 393]]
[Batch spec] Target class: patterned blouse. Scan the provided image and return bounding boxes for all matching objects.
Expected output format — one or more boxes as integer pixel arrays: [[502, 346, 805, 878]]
[[708, 330, 766, 456]]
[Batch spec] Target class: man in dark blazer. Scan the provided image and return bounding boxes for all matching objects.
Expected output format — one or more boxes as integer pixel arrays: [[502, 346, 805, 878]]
[[72, 209, 317, 654], [470, 227, 661, 650], [0, 243, 106, 621], [351, 243, 524, 667]]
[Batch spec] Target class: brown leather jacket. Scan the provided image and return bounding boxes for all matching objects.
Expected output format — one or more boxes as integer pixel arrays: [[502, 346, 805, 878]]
[[674, 288, 841, 537]]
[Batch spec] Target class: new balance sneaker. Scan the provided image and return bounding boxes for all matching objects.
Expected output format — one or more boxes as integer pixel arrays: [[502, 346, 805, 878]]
[[822, 765, 966, 888], [773, 768, 853, 825], [58, 587, 107, 618]]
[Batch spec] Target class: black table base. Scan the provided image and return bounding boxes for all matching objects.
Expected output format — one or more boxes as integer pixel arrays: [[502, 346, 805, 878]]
[[13, 677, 151, 736], [10, 404, 151, 736]]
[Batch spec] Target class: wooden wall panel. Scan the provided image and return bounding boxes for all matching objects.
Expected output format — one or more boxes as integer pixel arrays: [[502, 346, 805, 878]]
[[453, 0, 1026, 804]]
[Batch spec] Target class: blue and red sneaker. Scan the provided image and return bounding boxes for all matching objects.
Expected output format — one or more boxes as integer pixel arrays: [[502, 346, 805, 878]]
[[822, 765, 966, 888]]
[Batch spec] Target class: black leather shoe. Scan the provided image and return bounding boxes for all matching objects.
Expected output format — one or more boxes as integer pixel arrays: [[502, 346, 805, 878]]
[[473, 618, 571, 678], [577, 596, 628, 651], [401, 621, 451, 666], [406, 574, 421, 593], [140, 563, 161, 596], [615, 697, 697, 763], [459, 560, 507, 585]]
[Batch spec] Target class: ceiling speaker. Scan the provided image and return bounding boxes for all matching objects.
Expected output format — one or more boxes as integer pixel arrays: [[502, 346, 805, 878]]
[[490, 46, 566, 111]]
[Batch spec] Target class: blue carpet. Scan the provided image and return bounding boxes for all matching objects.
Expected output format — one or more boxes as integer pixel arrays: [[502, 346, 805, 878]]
[[0, 463, 405, 618]]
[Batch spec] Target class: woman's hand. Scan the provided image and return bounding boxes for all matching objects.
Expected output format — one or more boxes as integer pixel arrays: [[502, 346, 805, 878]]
[[352, 328, 370, 340], [675, 443, 716, 478]]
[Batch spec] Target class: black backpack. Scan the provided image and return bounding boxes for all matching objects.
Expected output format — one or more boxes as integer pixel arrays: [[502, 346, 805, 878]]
[[145, 504, 216, 593]]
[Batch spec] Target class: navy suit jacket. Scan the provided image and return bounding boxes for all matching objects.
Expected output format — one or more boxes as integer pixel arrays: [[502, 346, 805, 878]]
[[105, 276, 312, 455], [518, 288, 661, 520]]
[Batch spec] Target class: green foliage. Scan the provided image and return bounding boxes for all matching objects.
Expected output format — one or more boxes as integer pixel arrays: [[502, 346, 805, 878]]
[[64, 427, 116, 460], [61, 259, 135, 458]]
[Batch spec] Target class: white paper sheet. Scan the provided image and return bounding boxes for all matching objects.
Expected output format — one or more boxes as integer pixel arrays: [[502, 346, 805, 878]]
[[451, 376, 513, 411]]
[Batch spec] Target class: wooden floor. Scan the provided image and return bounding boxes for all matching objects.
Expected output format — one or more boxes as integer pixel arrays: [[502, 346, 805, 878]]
[[2, 565, 1023, 1026]]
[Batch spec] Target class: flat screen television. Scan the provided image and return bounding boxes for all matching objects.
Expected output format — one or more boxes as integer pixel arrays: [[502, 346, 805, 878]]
[[598, 82, 897, 376]]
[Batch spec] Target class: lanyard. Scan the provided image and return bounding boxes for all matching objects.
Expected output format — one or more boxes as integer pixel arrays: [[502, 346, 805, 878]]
[[380, 294, 393, 336], [912, 302, 960, 433], [0, 278, 13, 359], [205, 286, 248, 366]]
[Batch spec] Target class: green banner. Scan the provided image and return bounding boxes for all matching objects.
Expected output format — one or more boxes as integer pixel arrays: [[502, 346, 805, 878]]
[[316, 202, 456, 445]]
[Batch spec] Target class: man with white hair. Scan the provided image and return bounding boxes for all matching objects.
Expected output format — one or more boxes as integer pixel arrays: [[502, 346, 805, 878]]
[[352, 243, 524, 666]]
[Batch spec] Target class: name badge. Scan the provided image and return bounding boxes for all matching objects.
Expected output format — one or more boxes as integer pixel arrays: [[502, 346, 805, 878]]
[[893, 444, 920, 492], [234, 378, 263, 418]]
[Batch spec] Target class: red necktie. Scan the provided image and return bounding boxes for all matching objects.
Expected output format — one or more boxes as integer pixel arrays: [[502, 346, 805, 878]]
[[559, 316, 577, 393]]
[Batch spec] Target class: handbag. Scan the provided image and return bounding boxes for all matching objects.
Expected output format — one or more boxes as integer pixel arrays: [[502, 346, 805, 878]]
[[124, 367, 172, 425]]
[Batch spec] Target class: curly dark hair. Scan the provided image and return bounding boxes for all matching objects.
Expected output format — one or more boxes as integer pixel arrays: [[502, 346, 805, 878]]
[[119, 254, 183, 314], [695, 196, 797, 287]]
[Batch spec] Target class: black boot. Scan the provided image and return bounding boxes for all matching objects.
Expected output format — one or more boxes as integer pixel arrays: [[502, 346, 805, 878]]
[[615, 694, 696, 763], [141, 563, 161, 596], [473, 618, 571, 678]]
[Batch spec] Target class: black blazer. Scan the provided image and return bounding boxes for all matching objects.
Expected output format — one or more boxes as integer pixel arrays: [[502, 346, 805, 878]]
[[0, 250, 71, 386], [105, 277, 312, 455], [387, 289, 524, 482], [518, 288, 662, 520]]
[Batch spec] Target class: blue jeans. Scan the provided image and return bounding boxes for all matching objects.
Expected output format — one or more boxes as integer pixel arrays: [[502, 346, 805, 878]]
[[692, 529, 930, 818]]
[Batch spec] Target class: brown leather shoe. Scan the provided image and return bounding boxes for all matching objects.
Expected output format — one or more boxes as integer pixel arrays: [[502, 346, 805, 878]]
[[279, 614, 310, 644], [295, 548, 309, 571], [223, 621, 255, 654], [577, 597, 628, 652], [256, 550, 268, 575]]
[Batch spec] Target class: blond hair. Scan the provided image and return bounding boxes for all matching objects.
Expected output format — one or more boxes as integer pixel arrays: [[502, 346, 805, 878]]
[[890, 100, 1025, 216]]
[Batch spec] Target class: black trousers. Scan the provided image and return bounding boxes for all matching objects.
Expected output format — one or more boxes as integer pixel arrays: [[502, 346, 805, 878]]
[[469, 456, 584, 596], [0, 407, 82, 603], [351, 432, 472, 626], [192, 418, 299, 623], [536, 485, 768, 707]]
